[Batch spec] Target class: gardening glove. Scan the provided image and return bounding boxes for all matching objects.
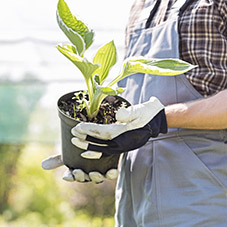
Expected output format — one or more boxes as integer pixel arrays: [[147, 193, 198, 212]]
[[41, 154, 118, 183], [71, 96, 167, 159]]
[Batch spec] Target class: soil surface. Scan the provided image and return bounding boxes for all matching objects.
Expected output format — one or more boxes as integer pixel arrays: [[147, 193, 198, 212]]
[[59, 92, 129, 124]]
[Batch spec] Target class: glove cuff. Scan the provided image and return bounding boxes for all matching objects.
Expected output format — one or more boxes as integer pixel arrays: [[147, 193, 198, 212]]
[[147, 109, 168, 137], [160, 109, 168, 134]]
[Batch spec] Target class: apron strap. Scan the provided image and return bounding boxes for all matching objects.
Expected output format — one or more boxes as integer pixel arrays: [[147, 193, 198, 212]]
[[179, 0, 196, 16], [145, 0, 196, 29], [145, 0, 161, 29]]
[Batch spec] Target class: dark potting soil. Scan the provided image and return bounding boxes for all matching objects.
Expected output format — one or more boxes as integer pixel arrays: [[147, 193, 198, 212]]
[[59, 93, 127, 124]]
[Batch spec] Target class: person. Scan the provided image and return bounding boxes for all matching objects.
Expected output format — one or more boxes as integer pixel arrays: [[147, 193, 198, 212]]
[[42, 0, 227, 225]]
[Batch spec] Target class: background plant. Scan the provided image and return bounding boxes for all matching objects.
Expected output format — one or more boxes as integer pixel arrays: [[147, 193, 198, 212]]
[[0, 144, 115, 227], [57, 0, 196, 119]]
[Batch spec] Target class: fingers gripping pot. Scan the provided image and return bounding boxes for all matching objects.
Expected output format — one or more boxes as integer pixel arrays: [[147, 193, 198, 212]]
[[57, 91, 130, 174]]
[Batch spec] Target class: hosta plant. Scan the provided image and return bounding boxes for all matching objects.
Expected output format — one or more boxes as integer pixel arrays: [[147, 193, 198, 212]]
[[56, 0, 196, 120]]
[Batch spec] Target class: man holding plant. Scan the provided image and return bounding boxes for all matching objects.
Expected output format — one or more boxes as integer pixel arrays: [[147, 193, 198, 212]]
[[43, 0, 227, 225]]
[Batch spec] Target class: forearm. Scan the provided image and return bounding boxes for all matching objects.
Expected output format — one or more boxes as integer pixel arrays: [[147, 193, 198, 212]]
[[165, 89, 227, 130]]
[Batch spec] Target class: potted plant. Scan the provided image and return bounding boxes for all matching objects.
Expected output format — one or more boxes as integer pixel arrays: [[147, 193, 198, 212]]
[[56, 0, 196, 174]]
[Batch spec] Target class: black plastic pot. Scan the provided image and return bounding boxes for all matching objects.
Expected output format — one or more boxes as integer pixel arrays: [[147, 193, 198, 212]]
[[57, 91, 130, 174]]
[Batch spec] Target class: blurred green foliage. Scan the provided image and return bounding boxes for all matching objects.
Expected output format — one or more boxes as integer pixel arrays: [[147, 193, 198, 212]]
[[0, 144, 115, 226], [0, 78, 45, 144], [0, 74, 116, 226], [0, 144, 23, 212]]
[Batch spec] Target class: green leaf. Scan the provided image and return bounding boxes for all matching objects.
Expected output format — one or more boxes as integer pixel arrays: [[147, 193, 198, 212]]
[[87, 89, 104, 118], [116, 87, 125, 94], [109, 58, 197, 86], [98, 86, 124, 96], [93, 41, 117, 84], [94, 75, 100, 85], [57, 14, 85, 55], [63, 44, 78, 54], [124, 58, 197, 76], [99, 87, 117, 96], [57, 45, 99, 81], [57, 0, 94, 53]]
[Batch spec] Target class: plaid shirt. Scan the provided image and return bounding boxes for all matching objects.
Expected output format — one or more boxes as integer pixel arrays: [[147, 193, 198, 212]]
[[125, 0, 227, 96]]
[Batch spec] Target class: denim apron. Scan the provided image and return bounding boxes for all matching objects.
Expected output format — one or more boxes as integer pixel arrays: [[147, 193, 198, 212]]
[[115, 0, 227, 226]]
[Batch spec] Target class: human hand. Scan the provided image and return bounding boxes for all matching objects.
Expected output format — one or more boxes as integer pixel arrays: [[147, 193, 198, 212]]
[[41, 154, 118, 183], [71, 96, 167, 159]]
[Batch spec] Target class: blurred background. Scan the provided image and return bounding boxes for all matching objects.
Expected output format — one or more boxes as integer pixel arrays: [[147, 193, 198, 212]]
[[0, 0, 131, 226]]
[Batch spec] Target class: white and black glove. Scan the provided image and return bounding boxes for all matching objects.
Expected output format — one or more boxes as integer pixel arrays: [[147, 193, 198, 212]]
[[71, 97, 167, 159], [41, 154, 118, 183], [42, 97, 167, 182]]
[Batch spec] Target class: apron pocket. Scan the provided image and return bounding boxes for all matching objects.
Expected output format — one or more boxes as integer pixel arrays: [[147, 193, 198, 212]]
[[152, 137, 227, 226], [180, 135, 227, 191]]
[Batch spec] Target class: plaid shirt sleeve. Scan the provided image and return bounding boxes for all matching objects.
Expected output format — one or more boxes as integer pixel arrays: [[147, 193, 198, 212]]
[[125, 0, 227, 97]]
